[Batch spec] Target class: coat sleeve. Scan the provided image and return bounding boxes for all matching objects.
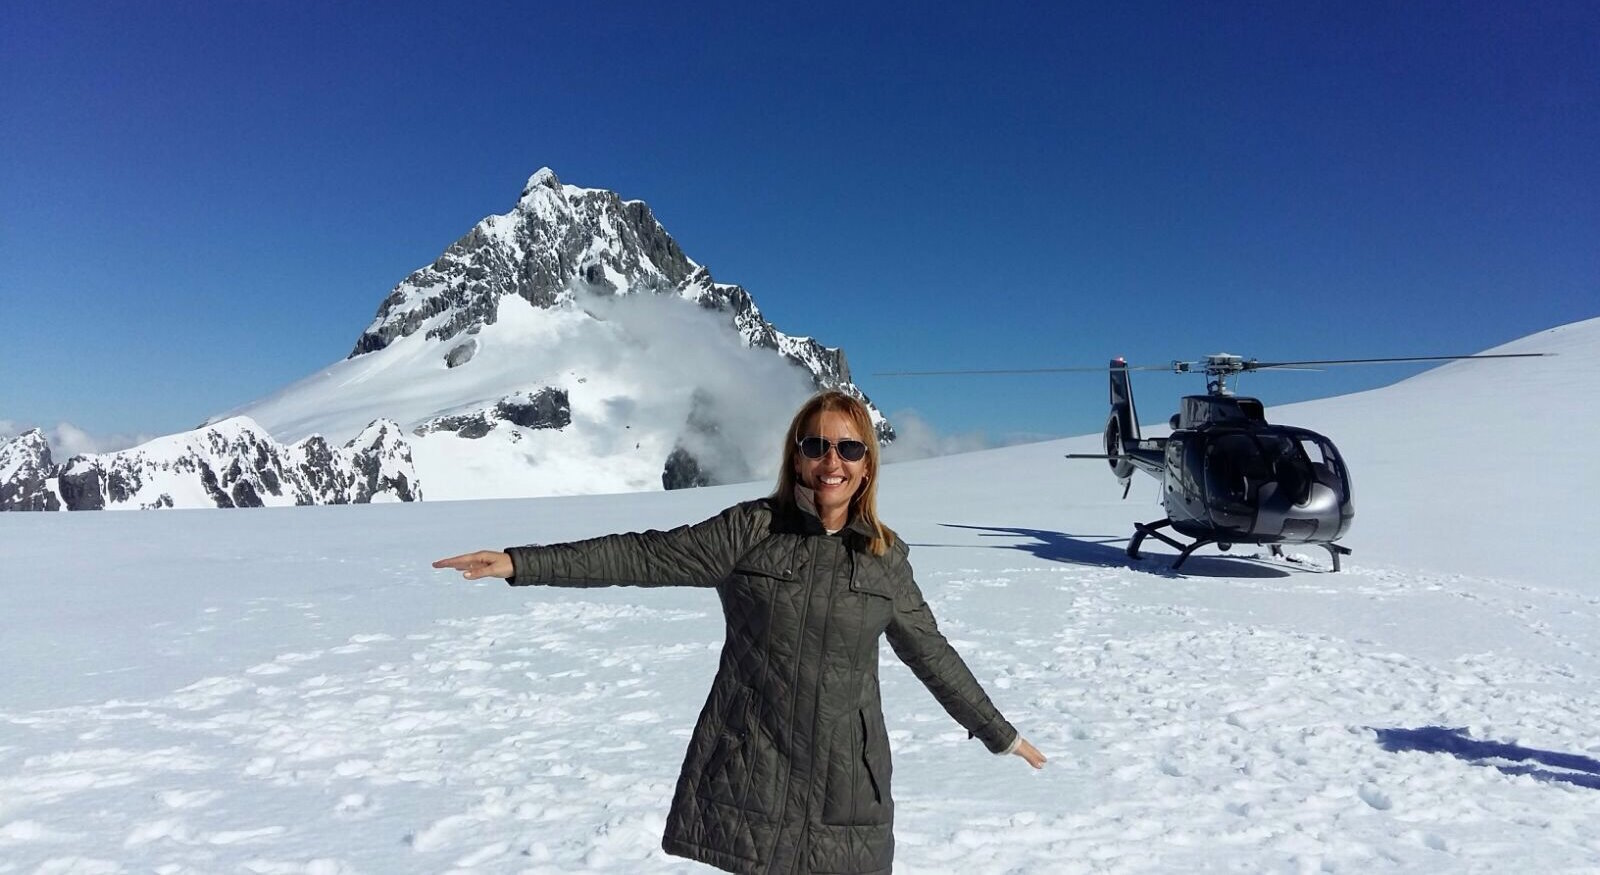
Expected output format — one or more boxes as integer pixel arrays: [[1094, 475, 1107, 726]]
[[504, 501, 762, 589], [884, 549, 1019, 754]]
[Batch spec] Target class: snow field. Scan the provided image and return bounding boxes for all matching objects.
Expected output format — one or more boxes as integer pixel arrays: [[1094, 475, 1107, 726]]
[[3, 320, 1598, 872], [3, 541, 1597, 873]]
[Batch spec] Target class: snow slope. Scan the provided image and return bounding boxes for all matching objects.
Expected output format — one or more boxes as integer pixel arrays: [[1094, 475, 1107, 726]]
[[213, 169, 887, 501], [1, 319, 1596, 873], [224, 293, 821, 500]]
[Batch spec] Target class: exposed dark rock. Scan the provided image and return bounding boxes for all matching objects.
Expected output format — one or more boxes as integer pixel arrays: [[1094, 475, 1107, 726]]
[[495, 388, 570, 430], [445, 338, 478, 368], [413, 413, 493, 439], [106, 468, 140, 504], [57, 465, 106, 511], [198, 461, 232, 508], [231, 480, 263, 508], [662, 446, 711, 490], [414, 388, 571, 440]]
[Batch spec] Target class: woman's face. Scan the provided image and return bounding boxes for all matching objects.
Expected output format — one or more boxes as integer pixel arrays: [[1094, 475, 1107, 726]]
[[793, 409, 868, 524]]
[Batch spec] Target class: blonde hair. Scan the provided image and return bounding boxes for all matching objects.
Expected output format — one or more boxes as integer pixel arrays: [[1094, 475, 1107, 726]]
[[773, 390, 895, 556]]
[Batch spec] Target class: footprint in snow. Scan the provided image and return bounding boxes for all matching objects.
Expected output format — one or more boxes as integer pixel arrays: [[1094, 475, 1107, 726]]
[[1358, 783, 1393, 810]]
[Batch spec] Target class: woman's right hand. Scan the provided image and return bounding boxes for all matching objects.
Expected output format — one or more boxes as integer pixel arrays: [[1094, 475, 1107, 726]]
[[1013, 737, 1047, 769], [432, 551, 514, 581]]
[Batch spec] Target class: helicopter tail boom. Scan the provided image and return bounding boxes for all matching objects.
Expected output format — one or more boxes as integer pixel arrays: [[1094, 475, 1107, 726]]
[[1064, 359, 1164, 487]]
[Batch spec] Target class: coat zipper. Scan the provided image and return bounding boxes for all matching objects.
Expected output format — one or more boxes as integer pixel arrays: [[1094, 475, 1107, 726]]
[[774, 536, 817, 874], [789, 533, 848, 875]]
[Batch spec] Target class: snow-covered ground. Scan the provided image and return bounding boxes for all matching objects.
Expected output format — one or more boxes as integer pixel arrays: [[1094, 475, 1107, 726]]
[[2, 318, 1597, 873]]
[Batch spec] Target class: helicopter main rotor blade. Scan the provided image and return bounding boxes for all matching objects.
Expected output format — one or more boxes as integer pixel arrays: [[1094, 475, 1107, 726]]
[[1246, 352, 1546, 370], [875, 352, 1546, 378], [874, 364, 1172, 377]]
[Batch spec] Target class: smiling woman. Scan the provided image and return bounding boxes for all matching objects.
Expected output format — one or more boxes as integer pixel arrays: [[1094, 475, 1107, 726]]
[[787, 409, 873, 535], [433, 389, 1045, 874]]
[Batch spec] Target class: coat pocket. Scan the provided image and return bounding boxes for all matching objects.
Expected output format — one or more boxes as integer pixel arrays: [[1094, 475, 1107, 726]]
[[732, 557, 795, 582], [821, 708, 893, 826], [697, 688, 774, 817]]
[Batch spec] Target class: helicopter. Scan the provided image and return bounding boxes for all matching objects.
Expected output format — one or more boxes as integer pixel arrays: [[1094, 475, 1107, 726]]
[[881, 351, 1544, 571]]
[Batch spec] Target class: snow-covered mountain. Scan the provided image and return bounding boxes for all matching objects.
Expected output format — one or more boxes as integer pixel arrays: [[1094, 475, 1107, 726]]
[[0, 418, 417, 510], [1, 318, 1595, 872], [2, 168, 889, 510], [216, 167, 890, 501], [0, 429, 63, 511]]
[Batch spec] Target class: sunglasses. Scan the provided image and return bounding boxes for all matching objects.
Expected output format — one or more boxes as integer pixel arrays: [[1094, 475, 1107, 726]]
[[797, 436, 868, 462]]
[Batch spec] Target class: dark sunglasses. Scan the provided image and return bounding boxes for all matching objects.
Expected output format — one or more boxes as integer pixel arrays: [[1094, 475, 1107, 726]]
[[797, 436, 868, 462]]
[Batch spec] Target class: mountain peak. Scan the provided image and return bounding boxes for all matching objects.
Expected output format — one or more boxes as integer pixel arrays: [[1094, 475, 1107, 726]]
[[0, 428, 61, 511], [521, 167, 563, 199]]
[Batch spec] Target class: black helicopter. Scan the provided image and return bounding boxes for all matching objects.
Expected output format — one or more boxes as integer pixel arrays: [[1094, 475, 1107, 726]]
[[883, 351, 1543, 571], [1069, 352, 1547, 570]]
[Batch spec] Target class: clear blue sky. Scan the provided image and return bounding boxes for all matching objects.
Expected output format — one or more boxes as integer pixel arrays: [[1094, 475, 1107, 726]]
[[4, 1, 1596, 448]]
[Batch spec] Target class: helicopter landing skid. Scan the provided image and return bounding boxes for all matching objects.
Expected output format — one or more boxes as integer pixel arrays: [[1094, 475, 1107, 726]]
[[1268, 542, 1352, 572], [1127, 519, 1351, 572], [1127, 519, 1216, 570]]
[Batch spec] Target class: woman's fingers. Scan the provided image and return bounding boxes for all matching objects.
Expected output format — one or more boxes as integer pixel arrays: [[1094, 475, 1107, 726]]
[[431, 551, 513, 580], [431, 552, 489, 570], [1013, 738, 1047, 769]]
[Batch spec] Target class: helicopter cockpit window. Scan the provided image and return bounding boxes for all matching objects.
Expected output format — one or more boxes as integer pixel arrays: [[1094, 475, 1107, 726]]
[[1267, 436, 1312, 504], [1300, 436, 1347, 492], [1204, 434, 1262, 507], [1205, 432, 1320, 509], [1300, 440, 1325, 465]]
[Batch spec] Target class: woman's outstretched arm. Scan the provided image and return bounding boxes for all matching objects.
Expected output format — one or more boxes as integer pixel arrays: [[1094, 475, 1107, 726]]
[[433, 500, 766, 589], [885, 558, 1047, 770]]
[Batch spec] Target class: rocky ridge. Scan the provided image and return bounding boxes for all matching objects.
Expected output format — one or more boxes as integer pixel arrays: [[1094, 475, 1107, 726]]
[[1, 419, 418, 511]]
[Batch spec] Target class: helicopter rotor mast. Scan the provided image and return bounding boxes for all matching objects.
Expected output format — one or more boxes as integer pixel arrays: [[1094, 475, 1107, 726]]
[[1171, 354, 1251, 396]]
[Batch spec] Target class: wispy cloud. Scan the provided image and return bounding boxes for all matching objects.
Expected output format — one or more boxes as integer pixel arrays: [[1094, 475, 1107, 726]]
[[875, 410, 993, 462], [0, 420, 155, 457], [569, 289, 817, 485]]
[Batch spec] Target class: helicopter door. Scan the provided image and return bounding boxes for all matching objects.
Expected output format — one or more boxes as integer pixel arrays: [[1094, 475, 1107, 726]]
[[1159, 437, 1205, 531], [1201, 433, 1260, 532]]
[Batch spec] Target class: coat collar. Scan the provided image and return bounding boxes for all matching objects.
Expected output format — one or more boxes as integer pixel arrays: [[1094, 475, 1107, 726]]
[[789, 486, 876, 543]]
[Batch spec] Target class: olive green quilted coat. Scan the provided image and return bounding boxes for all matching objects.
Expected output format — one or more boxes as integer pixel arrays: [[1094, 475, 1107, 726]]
[[506, 498, 1017, 874]]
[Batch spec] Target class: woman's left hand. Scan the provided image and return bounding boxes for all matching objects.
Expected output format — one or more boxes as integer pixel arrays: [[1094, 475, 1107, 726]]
[[432, 550, 514, 580], [1013, 737, 1047, 769]]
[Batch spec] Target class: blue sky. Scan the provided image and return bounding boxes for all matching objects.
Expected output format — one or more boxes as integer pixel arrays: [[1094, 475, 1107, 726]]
[[3, 1, 1596, 451]]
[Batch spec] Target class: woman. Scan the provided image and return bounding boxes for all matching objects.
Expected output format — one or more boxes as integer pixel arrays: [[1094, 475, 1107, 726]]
[[434, 390, 1045, 874]]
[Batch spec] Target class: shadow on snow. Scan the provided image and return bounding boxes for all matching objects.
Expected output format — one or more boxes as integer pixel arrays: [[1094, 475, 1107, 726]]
[[914, 524, 1292, 579], [1373, 726, 1600, 790]]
